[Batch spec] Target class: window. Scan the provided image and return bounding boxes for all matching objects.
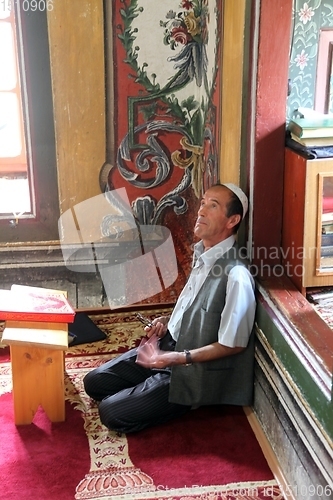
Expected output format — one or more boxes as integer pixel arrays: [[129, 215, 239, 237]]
[[0, 1, 60, 243], [0, 2, 27, 174], [0, 1, 30, 216], [315, 29, 333, 114]]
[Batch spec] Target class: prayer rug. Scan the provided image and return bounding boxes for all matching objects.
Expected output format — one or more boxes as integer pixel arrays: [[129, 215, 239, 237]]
[[0, 309, 285, 500]]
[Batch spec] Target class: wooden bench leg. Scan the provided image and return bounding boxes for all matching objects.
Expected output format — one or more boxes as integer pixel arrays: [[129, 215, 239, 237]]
[[10, 345, 65, 425]]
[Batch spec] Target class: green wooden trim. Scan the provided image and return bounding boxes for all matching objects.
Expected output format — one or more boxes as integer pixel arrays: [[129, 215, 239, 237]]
[[256, 297, 333, 442]]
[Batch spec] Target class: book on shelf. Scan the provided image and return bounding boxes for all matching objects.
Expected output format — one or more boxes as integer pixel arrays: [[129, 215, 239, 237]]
[[323, 196, 333, 212], [0, 285, 75, 323], [322, 212, 333, 224], [307, 287, 333, 304], [321, 210, 333, 235], [289, 132, 333, 147], [287, 116, 333, 139], [322, 232, 333, 245], [322, 224, 333, 235]]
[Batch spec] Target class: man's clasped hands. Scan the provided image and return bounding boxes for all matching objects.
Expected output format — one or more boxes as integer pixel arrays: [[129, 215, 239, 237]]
[[136, 316, 176, 369]]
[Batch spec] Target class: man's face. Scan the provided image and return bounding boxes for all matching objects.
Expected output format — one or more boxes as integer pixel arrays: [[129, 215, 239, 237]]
[[194, 186, 241, 249]]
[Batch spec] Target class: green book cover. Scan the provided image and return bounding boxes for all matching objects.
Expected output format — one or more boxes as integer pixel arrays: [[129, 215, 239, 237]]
[[288, 117, 333, 138]]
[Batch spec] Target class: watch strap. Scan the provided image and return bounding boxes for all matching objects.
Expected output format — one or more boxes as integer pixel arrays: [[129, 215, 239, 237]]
[[184, 349, 193, 365]]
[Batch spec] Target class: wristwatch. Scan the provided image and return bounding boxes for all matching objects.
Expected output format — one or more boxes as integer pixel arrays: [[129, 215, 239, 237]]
[[184, 349, 193, 366]]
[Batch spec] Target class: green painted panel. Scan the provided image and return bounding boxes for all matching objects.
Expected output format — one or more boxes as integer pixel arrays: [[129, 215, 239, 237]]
[[256, 299, 333, 441]]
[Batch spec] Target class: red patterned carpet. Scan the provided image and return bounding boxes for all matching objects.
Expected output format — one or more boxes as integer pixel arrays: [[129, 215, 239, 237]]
[[0, 309, 284, 500]]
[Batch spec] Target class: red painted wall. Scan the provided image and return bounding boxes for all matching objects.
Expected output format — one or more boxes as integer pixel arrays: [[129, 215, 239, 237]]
[[252, 0, 293, 266]]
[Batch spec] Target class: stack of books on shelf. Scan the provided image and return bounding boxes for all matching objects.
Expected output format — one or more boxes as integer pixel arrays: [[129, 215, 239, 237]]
[[307, 287, 333, 306], [321, 197, 333, 259], [307, 288, 333, 329], [287, 109, 333, 149], [286, 108, 333, 151]]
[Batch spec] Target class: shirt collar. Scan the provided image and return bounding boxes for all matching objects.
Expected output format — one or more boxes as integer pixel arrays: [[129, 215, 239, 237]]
[[193, 235, 236, 267]]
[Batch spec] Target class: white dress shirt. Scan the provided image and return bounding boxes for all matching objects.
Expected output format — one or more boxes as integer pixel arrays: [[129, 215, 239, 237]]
[[168, 236, 256, 348]]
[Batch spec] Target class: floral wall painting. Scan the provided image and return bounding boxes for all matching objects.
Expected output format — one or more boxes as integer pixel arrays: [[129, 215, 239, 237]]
[[287, 0, 333, 119], [102, 0, 221, 303]]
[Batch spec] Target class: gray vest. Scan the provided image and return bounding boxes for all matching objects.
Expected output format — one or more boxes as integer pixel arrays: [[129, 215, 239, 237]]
[[168, 244, 255, 407]]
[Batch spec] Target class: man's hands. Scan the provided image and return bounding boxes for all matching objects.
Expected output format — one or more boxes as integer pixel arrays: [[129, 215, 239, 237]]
[[136, 334, 184, 369], [136, 315, 185, 369], [144, 315, 169, 339], [136, 314, 246, 369]]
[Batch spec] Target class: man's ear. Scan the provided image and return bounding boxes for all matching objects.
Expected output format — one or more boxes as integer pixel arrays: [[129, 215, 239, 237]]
[[227, 214, 241, 229]]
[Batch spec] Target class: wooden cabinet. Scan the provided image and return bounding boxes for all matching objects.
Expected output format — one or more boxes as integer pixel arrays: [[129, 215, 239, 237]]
[[282, 148, 333, 293]]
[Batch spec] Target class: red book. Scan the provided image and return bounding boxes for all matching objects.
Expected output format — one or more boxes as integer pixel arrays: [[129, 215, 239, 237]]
[[0, 285, 75, 323]]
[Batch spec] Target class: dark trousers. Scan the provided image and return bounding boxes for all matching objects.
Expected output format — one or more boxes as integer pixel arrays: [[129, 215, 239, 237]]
[[83, 332, 191, 433]]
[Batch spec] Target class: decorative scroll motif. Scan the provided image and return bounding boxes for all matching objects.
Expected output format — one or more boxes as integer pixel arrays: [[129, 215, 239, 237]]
[[107, 0, 220, 225], [171, 136, 204, 198], [114, 120, 193, 224]]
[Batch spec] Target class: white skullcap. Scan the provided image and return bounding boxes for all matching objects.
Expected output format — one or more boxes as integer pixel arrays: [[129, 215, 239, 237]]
[[221, 183, 248, 220]]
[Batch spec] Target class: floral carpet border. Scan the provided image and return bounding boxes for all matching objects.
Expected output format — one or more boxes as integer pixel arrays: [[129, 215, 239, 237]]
[[79, 480, 284, 500]]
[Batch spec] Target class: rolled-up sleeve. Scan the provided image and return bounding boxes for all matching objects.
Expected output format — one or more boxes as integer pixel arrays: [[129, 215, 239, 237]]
[[218, 266, 256, 348]]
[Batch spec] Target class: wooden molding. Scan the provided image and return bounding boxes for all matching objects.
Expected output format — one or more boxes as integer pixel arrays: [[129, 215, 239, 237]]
[[243, 406, 295, 500], [219, 0, 246, 184], [47, 0, 106, 214]]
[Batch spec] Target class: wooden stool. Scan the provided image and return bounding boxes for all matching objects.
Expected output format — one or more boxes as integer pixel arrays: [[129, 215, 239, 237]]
[[2, 321, 68, 425]]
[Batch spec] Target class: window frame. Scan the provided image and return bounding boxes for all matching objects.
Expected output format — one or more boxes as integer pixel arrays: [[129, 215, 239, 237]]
[[315, 29, 333, 114], [0, 3, 60, 243], [0, 4, 27, 174]]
